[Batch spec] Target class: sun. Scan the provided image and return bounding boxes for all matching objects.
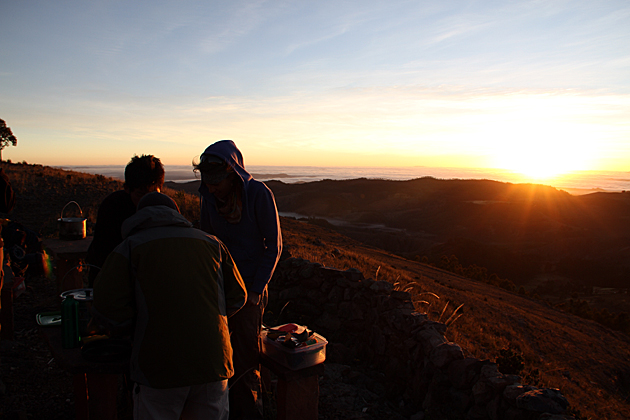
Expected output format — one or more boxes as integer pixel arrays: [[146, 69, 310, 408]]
[[497, 146, 584, 180], [474, 91, 606, 181], [491, 125, 595, 181]]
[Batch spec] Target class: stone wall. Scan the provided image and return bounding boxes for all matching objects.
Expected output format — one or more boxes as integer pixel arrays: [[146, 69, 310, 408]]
[[266, 257, 575, 420]]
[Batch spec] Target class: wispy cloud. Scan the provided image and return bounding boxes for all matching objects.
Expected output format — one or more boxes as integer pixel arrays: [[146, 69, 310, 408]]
[[14, 83, 624, 165], [1, 0, 629, 168], [196, 0, 275, 54]]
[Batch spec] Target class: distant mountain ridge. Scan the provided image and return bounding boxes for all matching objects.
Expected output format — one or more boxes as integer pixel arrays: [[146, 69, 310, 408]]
[[261, 177, 630, 289], [165, 177, 630, 289]]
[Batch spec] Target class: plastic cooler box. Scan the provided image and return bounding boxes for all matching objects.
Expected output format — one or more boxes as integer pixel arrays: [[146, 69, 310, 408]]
[[261, 328, 327, 370]]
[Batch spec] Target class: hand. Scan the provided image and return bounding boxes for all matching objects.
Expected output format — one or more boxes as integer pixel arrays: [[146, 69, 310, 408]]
[[247, 292, 261, 306]]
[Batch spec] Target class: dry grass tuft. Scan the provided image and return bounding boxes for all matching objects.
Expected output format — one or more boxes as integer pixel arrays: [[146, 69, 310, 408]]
[[3, 163, 630, 419]]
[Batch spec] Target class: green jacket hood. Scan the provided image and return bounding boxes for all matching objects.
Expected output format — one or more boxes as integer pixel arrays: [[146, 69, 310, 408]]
[[121, 205, 193, 238]]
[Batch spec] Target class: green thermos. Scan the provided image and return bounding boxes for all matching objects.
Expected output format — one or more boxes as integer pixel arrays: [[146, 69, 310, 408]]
[[61, 295, 80, 349]]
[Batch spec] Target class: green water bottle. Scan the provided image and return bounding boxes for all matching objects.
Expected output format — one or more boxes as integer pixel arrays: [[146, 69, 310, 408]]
[[61, 295, 80, 349]]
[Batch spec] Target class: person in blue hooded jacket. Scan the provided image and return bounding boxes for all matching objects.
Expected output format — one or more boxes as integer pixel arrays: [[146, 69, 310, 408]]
[[194, 140, 282, 420]]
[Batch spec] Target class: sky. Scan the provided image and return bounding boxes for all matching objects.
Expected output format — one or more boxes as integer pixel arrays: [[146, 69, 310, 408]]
[[1, 0, 629, 178]]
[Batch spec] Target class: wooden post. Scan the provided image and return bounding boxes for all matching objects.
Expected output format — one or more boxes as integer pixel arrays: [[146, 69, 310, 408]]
[[260, 354, 324, 420], [87, 373, 119, 420], [73, 373, 90, 420], [276, 374, 320, 420]]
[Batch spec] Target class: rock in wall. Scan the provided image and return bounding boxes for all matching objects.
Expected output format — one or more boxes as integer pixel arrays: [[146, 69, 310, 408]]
[[266, 257, 574, 420]]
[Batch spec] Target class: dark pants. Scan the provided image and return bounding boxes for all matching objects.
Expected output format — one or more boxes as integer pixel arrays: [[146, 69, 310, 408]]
[[0, 245, 4, 390], [228, 288, 267, 420]]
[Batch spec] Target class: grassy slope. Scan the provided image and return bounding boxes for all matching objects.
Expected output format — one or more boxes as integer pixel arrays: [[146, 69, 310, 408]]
[[6, 163, 630, 419], [281, 217, 630, 420], [266, 178, 630, 290], [4, 162, 199, 237]]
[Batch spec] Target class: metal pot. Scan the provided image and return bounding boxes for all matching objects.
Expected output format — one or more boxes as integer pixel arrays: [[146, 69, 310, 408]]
[[58, 201, 86, 240]]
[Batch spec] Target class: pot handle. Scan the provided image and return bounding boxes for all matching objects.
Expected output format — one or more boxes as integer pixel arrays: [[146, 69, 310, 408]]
[[60, 263, 101, 288], [61, 201, 83, 218]]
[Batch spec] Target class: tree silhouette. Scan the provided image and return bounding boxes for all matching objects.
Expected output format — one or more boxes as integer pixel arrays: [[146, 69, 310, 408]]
[[0, 118, 18, 161]]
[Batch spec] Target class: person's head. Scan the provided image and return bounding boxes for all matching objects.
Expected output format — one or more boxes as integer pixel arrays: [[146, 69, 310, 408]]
[[137, 192, 180, 213], [193, 154, 236, 199], [124, 155, 165, 206]]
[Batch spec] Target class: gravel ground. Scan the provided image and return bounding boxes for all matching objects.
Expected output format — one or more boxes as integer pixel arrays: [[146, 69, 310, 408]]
[[1, 273, 407, 420], [1, 274, 75, 420]]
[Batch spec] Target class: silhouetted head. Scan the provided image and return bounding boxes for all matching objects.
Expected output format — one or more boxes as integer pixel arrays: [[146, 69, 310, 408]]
[[193, 154, 232, 185], [193, 153, 238, 199], [124, 155, 165, 206]]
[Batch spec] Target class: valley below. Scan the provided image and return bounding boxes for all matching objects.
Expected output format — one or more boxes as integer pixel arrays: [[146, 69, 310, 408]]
[[167, 177, 630, 315]]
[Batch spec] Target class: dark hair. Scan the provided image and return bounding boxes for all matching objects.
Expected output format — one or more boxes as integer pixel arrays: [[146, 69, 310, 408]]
[[124, 155, 165, 191]]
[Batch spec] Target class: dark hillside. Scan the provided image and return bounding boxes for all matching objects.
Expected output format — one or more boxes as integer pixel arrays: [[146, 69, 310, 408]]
[[264, 178, 630, 289], [3, 162, 200, 237], [3, 162, 123, 236], [1, 163, 630, 419]]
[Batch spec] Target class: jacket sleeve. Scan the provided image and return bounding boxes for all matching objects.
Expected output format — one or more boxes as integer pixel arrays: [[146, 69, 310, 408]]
[[92, 246, 135, 326], [251, 184, 282, 294], [220, 243, 247, 313]]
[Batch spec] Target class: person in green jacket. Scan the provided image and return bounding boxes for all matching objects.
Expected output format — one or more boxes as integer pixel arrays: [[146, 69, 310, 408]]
[[92, 192, 247, 420]]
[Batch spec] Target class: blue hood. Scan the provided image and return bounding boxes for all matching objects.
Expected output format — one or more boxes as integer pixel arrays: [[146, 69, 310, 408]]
[[197, 140, 282, 293], [200, 140, 252, 189]]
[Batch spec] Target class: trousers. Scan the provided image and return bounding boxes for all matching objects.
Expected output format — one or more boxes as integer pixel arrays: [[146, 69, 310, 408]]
[[133, 380, 229, 420], [228, 288, 267, 420]]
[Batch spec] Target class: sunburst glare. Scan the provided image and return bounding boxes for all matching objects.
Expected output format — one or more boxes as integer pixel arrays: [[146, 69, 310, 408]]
[[490, 121, 597, 182]]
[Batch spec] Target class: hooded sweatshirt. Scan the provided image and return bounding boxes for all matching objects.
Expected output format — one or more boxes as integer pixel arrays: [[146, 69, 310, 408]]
[[198, 140, 282, 294], [92, 205, 247, 388]]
